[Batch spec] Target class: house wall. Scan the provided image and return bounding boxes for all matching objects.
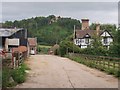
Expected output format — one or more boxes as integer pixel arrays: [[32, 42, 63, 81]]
[[100, 31, 113, 47], [29, 46, 37, 54], [74, 31, 113, 49], [101, 37, 113, 46], [8, 38, 19, 46], [74, 38, 92, 48]]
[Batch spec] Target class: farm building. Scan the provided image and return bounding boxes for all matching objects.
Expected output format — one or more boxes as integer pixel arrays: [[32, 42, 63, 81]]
[[0, 28, 28, 51], [0, 28, 28, 60], [28, 38, 37, 55], [74, 19, 113, 49]]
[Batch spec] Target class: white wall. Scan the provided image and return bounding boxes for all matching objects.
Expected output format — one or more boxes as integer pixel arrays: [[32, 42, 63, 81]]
[[101, 37, 113, 45], [101, 31, 111, 37], [74, 38, 92, 46], [8, 38, 19, 46]]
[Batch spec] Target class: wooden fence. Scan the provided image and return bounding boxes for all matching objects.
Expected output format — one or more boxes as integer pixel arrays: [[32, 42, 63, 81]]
[[69, 53, 120, 71], [2, 51, 27, 69]]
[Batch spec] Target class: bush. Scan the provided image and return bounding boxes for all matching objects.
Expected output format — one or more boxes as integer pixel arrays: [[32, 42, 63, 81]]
[[2, 67, 14, 87], [114, 70, 120, 77], [59, 40, 81, 56], [12, 64, 27, 83]]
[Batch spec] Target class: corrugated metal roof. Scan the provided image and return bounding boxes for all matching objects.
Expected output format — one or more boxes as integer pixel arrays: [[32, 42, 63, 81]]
[[0, 28, 23, 37]]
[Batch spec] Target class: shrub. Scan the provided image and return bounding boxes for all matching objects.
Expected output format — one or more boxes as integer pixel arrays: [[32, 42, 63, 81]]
[[2, 67, 13, 87], [114, 70, 120, 77], [59, 40, 81, 56], [12, 64, 27, 83]]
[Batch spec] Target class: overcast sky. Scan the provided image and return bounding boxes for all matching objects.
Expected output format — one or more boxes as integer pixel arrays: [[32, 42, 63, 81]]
[[1, 2, 119, 26]]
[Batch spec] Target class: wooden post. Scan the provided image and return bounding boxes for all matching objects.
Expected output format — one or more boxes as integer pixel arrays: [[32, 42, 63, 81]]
[[108, 61, 110, 69], [13, 57, 16, 69], [113, 62, 115, 69]]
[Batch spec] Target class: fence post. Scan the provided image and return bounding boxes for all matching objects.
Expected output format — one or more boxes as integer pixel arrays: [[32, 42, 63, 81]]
[[113, 62, 115, 69], [108, 61, 110, 69], [13, 57, 16, 69]]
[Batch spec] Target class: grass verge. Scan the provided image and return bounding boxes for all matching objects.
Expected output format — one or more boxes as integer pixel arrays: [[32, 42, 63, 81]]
[[2, 63, 29, 88], [66, 55, 120, 78]]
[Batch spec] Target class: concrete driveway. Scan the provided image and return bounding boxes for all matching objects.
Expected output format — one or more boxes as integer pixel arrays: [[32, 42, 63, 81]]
[[16, 55, 118, 88]]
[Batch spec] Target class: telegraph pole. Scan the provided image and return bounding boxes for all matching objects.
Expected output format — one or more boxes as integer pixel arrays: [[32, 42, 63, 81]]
[[73, 25, 75, 54]]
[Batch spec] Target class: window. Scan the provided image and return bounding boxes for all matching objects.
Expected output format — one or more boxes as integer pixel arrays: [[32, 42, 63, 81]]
[[8, 48, 11, 52], [31, 47, 34, 50], [76, 39, 79, 44], [79, 39, 82, 43], [85, 38, 89, 44], [104, 37, 108, 44]]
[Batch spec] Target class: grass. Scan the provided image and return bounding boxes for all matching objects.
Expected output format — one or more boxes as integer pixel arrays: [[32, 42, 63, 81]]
[[38, 45, 52, 54], [2, 67, 16, 87], [2, 63, 29, 88], [38, 45, 52, 48], [12, 63, 28, 84]]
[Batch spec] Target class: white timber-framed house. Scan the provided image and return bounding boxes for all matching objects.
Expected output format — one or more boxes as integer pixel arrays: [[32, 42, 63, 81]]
[[74, 19, 113, 49]]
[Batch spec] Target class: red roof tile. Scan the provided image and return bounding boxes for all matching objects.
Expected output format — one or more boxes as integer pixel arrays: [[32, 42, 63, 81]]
[[28, 38, 37, 46], [12, 46, 27, 53], [18, 46, 27, 52]]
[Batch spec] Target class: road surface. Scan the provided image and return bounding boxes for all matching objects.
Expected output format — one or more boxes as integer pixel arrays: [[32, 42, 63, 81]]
[[16, 55, 118, 88]]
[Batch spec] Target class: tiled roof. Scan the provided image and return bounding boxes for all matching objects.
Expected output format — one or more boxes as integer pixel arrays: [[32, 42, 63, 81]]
[[0, 28, 23, 37], [12, 46, 27, 53], [75, 30, 103, 38], [28, 38, 37, 46]]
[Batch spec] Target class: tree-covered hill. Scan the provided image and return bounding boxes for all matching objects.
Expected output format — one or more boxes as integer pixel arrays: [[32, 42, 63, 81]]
[[2, 15, 81, 45], [2, 15, 117, 45]]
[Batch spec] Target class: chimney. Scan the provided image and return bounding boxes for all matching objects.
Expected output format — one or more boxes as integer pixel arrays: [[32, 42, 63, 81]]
[[96, 23, 100, 36], [81, 18, 89, 30]]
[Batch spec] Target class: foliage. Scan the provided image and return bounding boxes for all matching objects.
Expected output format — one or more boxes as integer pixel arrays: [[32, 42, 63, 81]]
[[57, 17, 81, 29], [12, 63, 29, 84], [2, 67, 16, 87], [37, 45, 51, 54], [109, 29, 120, 57], [59, 40, 81, 56], [2, 15, 81, 45], [2, 63, 28, 87], [90, 23, 116, 33], [78, 36, 108, 56]]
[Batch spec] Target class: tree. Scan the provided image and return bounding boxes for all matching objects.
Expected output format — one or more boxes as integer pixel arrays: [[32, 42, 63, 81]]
[[109, 29, 120, 57], [90, 23, 117, 34], [59, 40, 80, 56]]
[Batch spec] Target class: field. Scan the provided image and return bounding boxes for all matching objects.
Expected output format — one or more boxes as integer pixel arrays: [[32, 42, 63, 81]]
[[38, 45, 52, 48], [37, 45, 52, 54]]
